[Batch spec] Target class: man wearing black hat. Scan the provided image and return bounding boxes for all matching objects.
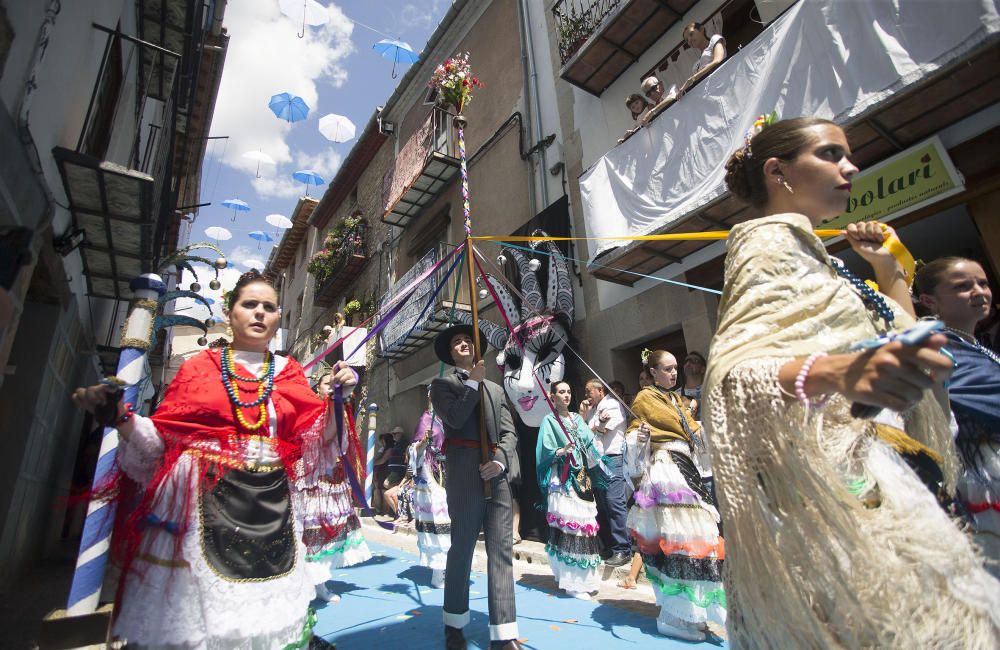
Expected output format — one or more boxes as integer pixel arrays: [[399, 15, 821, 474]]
[[430, 323, 520, 650]]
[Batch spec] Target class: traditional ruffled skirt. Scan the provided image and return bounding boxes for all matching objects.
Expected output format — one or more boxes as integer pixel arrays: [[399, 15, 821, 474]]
[[413, 462, 451, 570], [958, 440, 1000, 578], [300, 465, 371, 584], [544, 475, 602, 593], [627, 441, 726, 628]]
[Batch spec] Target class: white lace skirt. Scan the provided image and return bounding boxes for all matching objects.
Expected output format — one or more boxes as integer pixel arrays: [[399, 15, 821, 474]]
[[113, 455, 315, 649], [545, 476, 602, 593], [300, 472, 372, 580], [413, 462, 451, 570]]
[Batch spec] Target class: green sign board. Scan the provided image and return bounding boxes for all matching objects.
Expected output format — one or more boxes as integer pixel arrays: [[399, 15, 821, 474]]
[[822, 136, 963, 230]]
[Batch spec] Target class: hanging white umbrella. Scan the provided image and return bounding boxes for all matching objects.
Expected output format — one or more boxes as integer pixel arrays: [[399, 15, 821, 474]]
[[279, 0, 329, 38], [318, 113, 357, 143], [205, 226, 232, 242], [266, 213, 294, 238], [242, 150, 276, 178]]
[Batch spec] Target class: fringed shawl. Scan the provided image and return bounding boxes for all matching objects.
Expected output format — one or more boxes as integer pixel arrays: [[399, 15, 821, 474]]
[[626, 386, 700, 444], [702, 214, 999, 648]]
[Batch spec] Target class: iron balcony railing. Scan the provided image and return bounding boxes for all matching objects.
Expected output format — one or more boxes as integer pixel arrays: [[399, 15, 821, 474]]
[[552, 0, 623, 64], [312, 221, 370, 307]]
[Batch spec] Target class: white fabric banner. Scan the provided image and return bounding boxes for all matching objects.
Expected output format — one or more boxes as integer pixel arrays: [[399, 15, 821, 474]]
[[579, 0, 1000, 262]]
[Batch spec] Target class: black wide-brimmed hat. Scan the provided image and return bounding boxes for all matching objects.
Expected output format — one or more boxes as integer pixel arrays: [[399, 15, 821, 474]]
[[434, 323, 487, 365]]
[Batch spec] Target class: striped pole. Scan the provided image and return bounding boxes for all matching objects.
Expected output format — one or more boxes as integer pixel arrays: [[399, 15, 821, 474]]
[[364, 403, 379, 506], [67, 274, 166, 615]]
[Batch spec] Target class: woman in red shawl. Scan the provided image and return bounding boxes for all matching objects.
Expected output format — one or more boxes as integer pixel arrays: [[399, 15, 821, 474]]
[[72, 270, 355, 649]]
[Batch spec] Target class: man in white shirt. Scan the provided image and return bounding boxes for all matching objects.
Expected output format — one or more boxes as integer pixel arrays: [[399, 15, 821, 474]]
[[578, 378, 630, 567]]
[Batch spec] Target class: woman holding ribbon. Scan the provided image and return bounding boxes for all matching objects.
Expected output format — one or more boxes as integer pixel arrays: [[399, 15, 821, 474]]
[[410, 391, 452, 588], [704, 116, 999, 647], [71, 270, 354, 648], [915, 257, 1000, 576], [300, 364, 372, 603], [624, 349, 725, 642], [536, 380, 605, 600]]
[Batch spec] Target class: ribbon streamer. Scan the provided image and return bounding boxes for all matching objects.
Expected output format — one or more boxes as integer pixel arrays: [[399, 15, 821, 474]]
[[332, 383, 394, 530]]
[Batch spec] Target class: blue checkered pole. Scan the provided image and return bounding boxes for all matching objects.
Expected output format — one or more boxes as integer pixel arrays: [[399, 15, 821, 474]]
[[364, 403, 378, 506], [67, 273, 166, 615]]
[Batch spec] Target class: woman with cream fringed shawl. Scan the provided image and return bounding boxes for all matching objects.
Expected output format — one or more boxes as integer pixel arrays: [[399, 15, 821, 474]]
[[703, 116, 1000, 648]]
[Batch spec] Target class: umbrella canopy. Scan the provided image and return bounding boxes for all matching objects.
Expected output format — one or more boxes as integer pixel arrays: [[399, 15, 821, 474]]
[[204, 226, 232, 241], [266, 214, 294, 229], [248, 230, 275, 250], [293, 169, 325, 196], [318, 113, 356, 143], [278, 0, 329, 38], [373, 39, 419, 78], [269, 92, 310, 123], [242, 257, 266, 270], [242, 150, 276, 178], [221, 198, 251, 222]]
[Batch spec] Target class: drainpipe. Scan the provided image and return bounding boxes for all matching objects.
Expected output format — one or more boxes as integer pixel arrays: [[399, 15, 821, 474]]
[[517, 0, 548, 212], [16, 0, 60, 214]]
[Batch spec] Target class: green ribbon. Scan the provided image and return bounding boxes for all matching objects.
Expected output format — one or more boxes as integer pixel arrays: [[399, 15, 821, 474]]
[[544, 543, 602, 570], [305, 534, 365, 562], [646, 572, 727, 608], [282, 608, 319, 650]]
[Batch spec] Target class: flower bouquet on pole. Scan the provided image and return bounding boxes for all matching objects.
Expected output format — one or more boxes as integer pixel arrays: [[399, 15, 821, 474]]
[[428, 52, 484, 115]]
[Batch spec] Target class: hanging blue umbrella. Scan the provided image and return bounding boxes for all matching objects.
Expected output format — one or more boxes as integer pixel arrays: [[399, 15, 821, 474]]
[[373, 39, 419, 78], [268, 92, 310, 122], [248, 230, 275, 250], [221, 198, 251, 221], [292, 169, 325, 196]]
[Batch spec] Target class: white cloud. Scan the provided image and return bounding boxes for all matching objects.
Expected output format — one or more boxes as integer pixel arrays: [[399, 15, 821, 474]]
[[171, 265, 245, 320], [226, 245, 268, 271], [209, 0, 355, 174], [400, 0, 448, 34], [251, 149, 342, 199]]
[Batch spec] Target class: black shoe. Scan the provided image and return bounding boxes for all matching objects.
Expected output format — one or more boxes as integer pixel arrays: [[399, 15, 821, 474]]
[[445, 625, 466, 650], [605, 551, 630, 567], [490, 641, 523, 650]]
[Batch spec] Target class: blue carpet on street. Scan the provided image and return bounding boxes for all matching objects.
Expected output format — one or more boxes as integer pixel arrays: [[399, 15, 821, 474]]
[[312, 542, 727, 649]]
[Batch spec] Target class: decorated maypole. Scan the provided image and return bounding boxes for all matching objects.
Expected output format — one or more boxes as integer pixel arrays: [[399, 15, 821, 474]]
[[66, 245, 224, 615], [364, 403, 379, 505], [430, 53, 490, 496]]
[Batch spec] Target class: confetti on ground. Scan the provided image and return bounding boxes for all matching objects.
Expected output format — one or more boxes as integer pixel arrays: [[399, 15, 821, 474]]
[[409, 611, 422, 616], [550, 625, 561, 632], [396, 615, 412, 620], [562, 619, 578, 624]]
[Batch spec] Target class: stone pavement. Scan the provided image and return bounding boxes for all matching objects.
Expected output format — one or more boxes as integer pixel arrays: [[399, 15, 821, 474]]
[[310, 519, 728, 649]]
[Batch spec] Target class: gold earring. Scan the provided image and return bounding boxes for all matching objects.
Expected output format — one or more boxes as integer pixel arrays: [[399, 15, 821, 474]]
[[778, 177, 794, 194], [226, 323, 233, 338]]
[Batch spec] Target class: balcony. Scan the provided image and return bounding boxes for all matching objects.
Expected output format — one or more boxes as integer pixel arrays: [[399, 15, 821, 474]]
[[312, 220, 370, 307], [378, 243, 467, 360], [579, 0, 1000, 285], [554, 0, 698, 97], [381, 106, 461, 227]]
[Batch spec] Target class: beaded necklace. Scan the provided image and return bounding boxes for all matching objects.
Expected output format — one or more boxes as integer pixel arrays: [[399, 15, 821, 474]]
[[830, 257, 895, 326], [558, 413, 580, 467], [946, 327, 1000, 366], [220, 346, 275, 431]]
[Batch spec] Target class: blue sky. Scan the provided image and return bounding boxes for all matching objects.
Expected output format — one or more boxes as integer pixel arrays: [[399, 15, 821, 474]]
[[181, 0, 450, 317]]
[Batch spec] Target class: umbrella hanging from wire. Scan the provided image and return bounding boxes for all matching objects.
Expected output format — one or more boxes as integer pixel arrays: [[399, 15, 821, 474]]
[[292, 169, 325, 196], [278, 0, 329, 38], [205, 226, 232, 243], [248, 231, 275, 250], [318, 113, 357, 143], [221, 198, 251, 221], [266, 213, 294, 238], [269, 92, 310, 123], [242, 150, 276, 178], [373, 39, 419, 78]]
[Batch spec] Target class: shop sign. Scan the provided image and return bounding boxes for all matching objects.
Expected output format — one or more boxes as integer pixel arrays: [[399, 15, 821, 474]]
[[823, 136, 964, 230]]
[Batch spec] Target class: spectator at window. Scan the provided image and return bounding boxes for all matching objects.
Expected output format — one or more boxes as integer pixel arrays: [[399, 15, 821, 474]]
[[639, 76, 678, 127], [679, 22, 726, 95], [619, 93, 652, 144]]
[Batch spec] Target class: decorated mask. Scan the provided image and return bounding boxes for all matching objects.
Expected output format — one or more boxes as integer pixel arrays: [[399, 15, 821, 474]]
[[456, 234, 575, 427]]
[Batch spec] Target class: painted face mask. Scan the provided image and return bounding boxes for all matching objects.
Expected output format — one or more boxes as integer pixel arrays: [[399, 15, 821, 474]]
[[459, 234, 575, 427]]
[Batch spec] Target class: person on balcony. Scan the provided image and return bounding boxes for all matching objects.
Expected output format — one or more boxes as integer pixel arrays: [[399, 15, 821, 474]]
[[639, 76, 678, 127], [619, 93, 652, 143], [71, 270, 356, 648], [679, 22, 726, 96], [705, 116, 1000, 647]]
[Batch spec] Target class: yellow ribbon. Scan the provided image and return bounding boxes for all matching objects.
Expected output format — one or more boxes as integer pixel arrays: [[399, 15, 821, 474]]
[[881, 225, 916, 286]]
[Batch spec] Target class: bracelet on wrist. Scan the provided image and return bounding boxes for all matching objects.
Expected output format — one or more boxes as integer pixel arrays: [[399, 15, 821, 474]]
[[116, 402, 136, 426], [795, 353, 830, 408]]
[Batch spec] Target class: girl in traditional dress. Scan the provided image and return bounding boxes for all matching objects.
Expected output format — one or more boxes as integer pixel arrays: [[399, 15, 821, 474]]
[[71, 270, 354, 648], [625, 350, 725, 641], [300, 366, 372, 602], [915, 257, 1000, 576], [704, 117, 1000, 648], [536, 380, 604, 600], [410, 392, 451, 587]]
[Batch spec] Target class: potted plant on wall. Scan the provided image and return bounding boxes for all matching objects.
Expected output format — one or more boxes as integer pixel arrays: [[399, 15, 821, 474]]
[[343, 298, 362, 325], [555, 4, 591, 61]]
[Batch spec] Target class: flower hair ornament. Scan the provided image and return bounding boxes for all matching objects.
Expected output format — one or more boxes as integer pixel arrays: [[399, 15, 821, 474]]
[[641, 348, 652, 366], [739, 110, 779, 160]]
